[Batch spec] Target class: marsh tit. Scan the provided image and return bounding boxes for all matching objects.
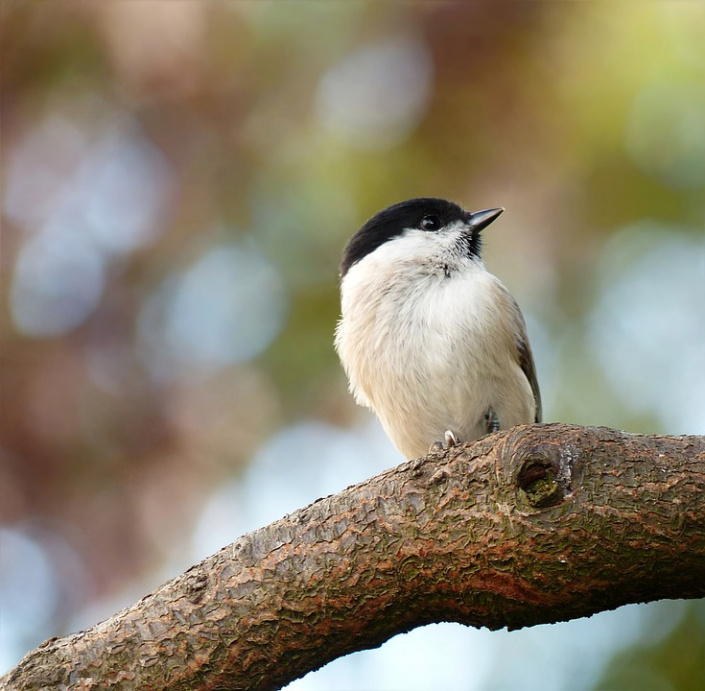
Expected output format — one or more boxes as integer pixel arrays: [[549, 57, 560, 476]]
[[335, 197, 541, 460]]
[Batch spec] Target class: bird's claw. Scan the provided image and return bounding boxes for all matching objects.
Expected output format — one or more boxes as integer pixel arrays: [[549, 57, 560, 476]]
[[429, 429, 461, 454], [444, 429, 460, 447]]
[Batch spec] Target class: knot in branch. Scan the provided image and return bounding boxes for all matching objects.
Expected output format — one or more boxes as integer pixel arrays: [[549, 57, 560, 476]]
[[506, 427, 575, 509], [517, 457, 564, 507]]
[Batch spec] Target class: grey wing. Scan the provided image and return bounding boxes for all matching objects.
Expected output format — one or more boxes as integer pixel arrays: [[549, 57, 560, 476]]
[[516, 331, 541, 422], [509, 298, 542, 423]]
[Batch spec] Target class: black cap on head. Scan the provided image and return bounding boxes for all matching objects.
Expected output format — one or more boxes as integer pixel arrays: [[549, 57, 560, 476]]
[[341, 198, 467, 276]]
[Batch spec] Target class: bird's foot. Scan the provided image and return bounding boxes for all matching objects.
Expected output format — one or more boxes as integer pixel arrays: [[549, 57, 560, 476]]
[[485, 408, 500, 434], [429, 429, 461, 454], [445, 429, 460, 447]]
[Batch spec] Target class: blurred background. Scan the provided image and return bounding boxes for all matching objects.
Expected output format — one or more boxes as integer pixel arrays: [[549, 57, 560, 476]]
[[1, 2, 704, 689]]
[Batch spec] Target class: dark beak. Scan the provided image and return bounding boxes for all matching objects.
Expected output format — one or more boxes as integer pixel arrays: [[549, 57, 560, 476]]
[[466, 207, 504, 233]]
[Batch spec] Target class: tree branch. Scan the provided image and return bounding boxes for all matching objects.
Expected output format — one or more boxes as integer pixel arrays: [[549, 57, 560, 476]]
[[3, 423, 705, 691]]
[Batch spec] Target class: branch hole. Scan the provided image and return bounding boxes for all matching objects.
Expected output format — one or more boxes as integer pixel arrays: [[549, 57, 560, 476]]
[[517, 458, 564, 508]]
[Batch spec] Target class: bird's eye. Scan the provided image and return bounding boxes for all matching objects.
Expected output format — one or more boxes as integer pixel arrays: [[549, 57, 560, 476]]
[[420, 215, 441, 231]]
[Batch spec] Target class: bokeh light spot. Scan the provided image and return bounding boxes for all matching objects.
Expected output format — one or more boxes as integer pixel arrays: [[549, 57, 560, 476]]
[[589, 221, 705, 433], [11, 229, 105, 337], [316, 35, 433, 149], [138, 243, 287, 379], [0, 529, 58, 671], [6, 109, 173, 337]]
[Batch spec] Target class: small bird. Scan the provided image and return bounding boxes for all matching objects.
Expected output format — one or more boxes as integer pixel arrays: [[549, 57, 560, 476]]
[[335, 197, 541, 459]]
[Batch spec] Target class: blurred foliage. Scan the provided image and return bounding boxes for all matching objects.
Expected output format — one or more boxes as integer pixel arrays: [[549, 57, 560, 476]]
[[1, 0, 703, 687], [595, 602, 705, 691]]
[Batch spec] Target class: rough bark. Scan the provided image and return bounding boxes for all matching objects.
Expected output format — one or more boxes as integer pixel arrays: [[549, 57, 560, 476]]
[[3, 423, 705, 691]]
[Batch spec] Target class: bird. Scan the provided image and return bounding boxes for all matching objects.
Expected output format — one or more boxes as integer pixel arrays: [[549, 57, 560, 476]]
[[334, 197, 541, 460]]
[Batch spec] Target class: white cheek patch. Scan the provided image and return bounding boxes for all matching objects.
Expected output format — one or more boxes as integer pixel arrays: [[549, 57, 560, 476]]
[[370, 222, 469, 265]]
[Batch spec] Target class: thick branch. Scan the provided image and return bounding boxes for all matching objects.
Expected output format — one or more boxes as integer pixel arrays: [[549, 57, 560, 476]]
[[3, 424, 705, 691]]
